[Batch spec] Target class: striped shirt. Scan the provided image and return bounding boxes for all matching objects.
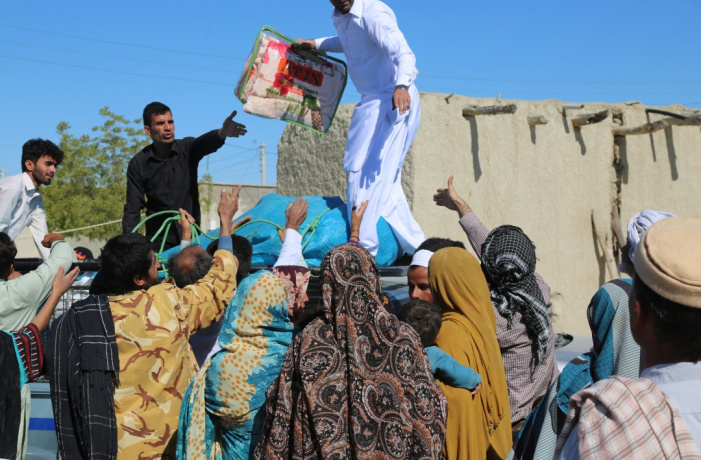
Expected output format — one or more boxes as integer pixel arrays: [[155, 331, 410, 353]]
[[460, 212, 559, 423], [556, 375, 701, 459]]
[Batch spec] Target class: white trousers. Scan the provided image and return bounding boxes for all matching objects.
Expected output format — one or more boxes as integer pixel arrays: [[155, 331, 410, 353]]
[[345, 85, 425, 256]]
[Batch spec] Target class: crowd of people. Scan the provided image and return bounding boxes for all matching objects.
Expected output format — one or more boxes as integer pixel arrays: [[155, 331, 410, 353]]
[[2, 0, 700, 458], [3, 154, 701, 459]]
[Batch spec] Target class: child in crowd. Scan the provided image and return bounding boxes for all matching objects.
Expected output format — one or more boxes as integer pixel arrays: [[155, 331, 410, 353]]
[[398, 299, 481, 394]]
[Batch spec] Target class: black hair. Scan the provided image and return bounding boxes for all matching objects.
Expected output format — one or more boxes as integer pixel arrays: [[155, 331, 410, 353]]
[[142, 102, 171, 127], [634, 274, 701, 362], [166, 246, 213, 288], [206, 234, 253, 285], [21, 138, 64, 172], [92, 233, 153, 295], [397, 299, 442, 348], [416, 237, 465, 253], [0, 232, 17, 276]]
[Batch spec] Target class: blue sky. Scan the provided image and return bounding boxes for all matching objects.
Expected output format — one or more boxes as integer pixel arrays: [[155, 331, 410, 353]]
[[1, 0, 699, 185]]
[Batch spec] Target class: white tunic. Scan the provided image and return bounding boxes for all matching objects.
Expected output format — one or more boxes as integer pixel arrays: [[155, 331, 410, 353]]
[[0, 172, 50, 259], [316, 0, 425, 255]]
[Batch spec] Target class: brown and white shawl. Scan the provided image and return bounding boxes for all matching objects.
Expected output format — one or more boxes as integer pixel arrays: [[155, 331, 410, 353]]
[[254, 243, 447, 459], [554, 376, 701, 459]]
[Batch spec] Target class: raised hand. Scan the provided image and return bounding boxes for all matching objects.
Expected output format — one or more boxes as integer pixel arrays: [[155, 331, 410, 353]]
[[218, 186, 242, 235], [433, 176, 471, 217], [218, 110, 247, 139], [178, 208, 195, 242], [350, 200, 369, 241]]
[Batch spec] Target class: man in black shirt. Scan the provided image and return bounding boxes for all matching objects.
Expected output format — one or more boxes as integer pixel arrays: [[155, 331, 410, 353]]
[[122, 102, 247, 250]]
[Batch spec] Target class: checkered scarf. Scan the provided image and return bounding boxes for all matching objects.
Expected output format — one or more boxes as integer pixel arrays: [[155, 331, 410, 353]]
[[481, 225, 549, 363], [555, 376, 701, 459]]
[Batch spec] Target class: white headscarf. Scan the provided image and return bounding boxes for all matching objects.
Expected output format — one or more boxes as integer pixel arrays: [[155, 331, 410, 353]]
[[627, 210, 676, 261]]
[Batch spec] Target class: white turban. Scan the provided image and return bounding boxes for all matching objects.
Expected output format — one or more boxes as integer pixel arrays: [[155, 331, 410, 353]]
[[627, 210, 676, 261], [410, 249, 434, 268]]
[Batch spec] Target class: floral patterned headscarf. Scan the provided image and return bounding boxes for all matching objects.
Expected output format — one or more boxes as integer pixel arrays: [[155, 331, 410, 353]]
[[272, 265, 311, 324]]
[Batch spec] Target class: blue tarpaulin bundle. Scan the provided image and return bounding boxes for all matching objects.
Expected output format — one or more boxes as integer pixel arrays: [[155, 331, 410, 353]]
[[160, 194, 402, 267]]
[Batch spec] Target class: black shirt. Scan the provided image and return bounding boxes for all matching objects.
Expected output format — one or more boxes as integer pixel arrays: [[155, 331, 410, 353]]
[[122, 130, 225, 249]]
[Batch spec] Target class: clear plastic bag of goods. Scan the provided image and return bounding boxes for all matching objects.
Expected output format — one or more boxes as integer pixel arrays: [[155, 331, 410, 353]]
[[235, 26, 348, 134]]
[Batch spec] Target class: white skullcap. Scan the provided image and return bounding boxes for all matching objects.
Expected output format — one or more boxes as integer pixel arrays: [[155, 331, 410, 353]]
[[627, 210, 676, 261], [410, 249, 434, 268]]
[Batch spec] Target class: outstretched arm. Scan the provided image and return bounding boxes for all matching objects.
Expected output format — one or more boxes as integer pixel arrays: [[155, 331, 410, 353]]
[[189, 111, 246, 163], [433, 175, 471, 218], [434, 176, 552, 307], [31, 266, 80, 332], [433, 175, 489, 257], [295, 37, 343, 53], [176, 187, 242, 332], [218, 110, 247, 139]]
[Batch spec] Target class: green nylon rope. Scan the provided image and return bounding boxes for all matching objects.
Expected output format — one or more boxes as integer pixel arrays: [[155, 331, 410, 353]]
[[132, 204, 344, 275]]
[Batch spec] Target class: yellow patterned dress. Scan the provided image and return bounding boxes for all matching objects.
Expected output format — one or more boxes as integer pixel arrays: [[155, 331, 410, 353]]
[[177, 270, 296, 459], [110, 249, 238, 459]]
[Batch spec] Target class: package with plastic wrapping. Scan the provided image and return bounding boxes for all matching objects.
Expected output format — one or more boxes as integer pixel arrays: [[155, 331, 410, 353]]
[[235, 26, 348, 134], [160, 194, 403, 267]]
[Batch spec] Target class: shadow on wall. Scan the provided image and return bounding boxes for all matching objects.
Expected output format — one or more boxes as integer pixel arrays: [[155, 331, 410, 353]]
[[575, 128, 587, 156], [664, 127, 679, 181], [466, 116, 482, 182], [590, 218, 607, 288], [616, 136, 629, 185]]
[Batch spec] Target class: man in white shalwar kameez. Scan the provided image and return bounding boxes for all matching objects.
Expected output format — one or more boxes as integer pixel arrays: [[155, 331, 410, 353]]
[[299, 0, 425, 256]]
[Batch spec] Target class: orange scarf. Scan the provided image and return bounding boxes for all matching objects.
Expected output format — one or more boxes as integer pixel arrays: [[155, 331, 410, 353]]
[[430, 247, 512, 459]]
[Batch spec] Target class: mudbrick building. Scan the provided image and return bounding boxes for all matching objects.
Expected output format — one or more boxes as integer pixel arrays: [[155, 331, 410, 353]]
[[277, 93, 701, 334]]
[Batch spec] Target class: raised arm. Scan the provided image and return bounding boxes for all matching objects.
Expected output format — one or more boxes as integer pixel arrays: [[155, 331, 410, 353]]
[[31, 265, 80, 331], [217, 110, 247, 140], [3, 236, 76, 329], [275, 197, 308, 267], [434, 176, 488, 257], [178, 208, 195, 249], [175, 187, 242, 332], [349, 200, 369, 243], [434, 176, 552, 306], [188, 111, 247, 163]]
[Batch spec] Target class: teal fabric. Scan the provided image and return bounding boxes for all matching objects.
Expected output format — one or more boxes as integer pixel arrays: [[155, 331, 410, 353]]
[[513, 278, 640, 460], [556, 278, 636, 413], [160, 194, 403, 267], [176, 271, 294, 459], [4, 330, 27, 387], [426, 345, 481, 390]]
